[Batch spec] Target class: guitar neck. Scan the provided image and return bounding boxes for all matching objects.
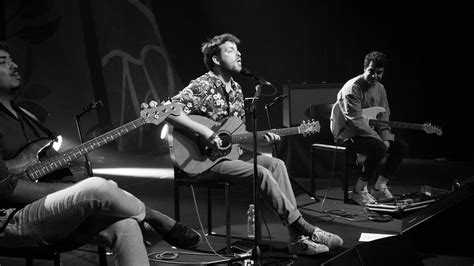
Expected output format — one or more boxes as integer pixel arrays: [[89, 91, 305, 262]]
[[231, 127, 301, 144], [369, 120, 424, 131], [28, 117, 147, 181]]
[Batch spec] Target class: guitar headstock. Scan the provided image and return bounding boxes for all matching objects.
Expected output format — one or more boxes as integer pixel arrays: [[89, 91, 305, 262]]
[[140, 102, 183, 125], [422, 122, 443, 136], [299, 119, 321, 136]]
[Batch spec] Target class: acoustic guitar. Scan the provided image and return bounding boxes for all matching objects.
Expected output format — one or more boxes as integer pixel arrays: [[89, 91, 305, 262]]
[[169, 115, 320, 175]]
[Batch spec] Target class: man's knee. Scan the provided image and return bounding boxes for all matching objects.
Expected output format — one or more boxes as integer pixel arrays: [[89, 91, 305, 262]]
[[78, 177, 119, 197], [109, 218, 141, 234], [272, 158, 287, 170], [372, 141, 388, 156], [257, 166, 272, 181]]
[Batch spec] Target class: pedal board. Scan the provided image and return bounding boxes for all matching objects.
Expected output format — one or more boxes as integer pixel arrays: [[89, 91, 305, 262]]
[[366, 191, 441, 213]]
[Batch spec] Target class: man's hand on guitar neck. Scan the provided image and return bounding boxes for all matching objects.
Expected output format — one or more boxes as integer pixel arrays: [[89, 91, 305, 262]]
[[263, 132, 281, 145], [141, 100, 221, 148]]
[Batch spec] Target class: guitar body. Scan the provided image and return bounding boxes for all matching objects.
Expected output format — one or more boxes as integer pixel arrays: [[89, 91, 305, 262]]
[[170, 115, 245, 175], [5, 138, 53, 176], [362, 106, 386, 122]]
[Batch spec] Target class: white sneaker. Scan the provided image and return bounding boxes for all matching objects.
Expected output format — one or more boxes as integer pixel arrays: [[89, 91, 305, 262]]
[[371, 187, 394, 201], [288, 236, 329, 255], [351, 190, 377, 206], [311, 228, 344, 249]]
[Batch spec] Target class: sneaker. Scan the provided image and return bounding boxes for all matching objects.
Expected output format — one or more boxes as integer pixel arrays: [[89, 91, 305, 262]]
[[370, 187, 394, 201], [351, 190, 377, 206], [288, 236, 329, 255], [311, 228, 344, 249], [163, 222, 202, 249]]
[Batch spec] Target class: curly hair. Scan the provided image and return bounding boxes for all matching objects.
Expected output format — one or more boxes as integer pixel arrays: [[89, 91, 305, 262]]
[[201, 33, 240, 71], [364, 51, 387, 69], [0, 41, 9, 52]]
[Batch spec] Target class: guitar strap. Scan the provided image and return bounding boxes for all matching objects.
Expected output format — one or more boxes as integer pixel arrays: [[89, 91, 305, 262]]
[[12, 103, 58, 141]]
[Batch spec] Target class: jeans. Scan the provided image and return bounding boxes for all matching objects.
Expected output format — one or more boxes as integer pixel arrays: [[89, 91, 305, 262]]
[[0, 177, 150, 266], [196, 148, 301, 226], [343, 136, 409, 182]]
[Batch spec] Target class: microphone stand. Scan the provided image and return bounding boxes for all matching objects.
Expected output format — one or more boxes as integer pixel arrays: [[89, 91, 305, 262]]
[[74, 102, 110, 264], [75, 108, 94, 177], [248, 84, 262, 265], [264, 102, 319, 202]]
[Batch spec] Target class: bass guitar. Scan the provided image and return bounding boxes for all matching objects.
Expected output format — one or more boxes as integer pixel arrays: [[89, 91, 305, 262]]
[[169, 115, 320, 175], [6, 102, 182, 181]]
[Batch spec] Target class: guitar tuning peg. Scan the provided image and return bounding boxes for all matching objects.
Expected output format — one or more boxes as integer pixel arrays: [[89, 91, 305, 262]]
[[140, 102, 149, 109]]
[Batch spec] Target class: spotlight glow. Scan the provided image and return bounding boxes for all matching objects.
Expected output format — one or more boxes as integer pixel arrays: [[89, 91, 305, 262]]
[[160, 124, 169, 139], [92, 167, 174, 179], [52, 135, 63, 151]]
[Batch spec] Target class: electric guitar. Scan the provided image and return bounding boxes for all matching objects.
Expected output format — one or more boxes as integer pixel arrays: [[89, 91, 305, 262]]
[[363, 107, 443, 136], [169, 115, 320, 175], [6, 102, 182, 181]]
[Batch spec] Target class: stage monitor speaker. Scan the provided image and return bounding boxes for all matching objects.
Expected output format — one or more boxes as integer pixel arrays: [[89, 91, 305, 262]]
[[401, 175, 474, 257], [321, 234, 423, 266], [282, 82, 342, 127]]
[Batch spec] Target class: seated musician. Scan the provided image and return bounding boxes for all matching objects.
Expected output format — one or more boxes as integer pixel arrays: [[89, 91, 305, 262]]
[[0, 41, 213, 266], [330, 51, 409, 206], [168, 33, 343, 255]]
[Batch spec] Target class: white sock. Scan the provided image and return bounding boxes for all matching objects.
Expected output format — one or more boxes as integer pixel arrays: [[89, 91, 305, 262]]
[[354, 178, 368, 193], [375, 176, 389, 190]]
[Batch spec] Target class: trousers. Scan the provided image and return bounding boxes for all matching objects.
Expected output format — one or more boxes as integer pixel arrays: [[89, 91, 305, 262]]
[[0, 177, 151, 266]]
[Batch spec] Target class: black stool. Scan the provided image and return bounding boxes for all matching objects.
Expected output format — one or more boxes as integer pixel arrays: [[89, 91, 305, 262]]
[[311, 143, 359, 203]]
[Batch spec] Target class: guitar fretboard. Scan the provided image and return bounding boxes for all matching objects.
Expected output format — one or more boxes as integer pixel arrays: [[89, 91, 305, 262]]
[[28, 117, 147, 181], [369, 120, 423, 131], [231, 127, 301, 144]]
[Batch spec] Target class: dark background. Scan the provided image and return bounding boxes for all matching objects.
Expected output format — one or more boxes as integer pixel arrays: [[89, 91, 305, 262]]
[[2, 0, 471, 162], [150, 0, 472, 162]]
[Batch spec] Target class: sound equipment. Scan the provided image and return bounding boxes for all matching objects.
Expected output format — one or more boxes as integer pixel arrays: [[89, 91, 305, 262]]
[[401, 176, 474, 257], [323, 176, 474, 265], [282, 82, 341, 127]]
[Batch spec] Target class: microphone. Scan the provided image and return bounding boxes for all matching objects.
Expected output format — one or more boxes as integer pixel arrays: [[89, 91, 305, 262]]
[[240, 68, 272, 85], [267, 94, 288, 108], [84, 100, 103, 112]]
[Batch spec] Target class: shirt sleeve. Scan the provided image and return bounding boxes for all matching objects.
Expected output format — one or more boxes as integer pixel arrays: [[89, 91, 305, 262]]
[[171, 82, 206, 115], [0, 131, 19, 200], [341, 85, 382, 141]]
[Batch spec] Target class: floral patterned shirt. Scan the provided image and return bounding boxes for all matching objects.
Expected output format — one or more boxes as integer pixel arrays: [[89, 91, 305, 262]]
[[172, 72, 246, 121]]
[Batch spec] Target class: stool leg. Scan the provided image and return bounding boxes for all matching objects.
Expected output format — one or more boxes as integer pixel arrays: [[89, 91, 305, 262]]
[[174, 182, 180, 221], [54, 253, 60, 266], [343, 151, 349, 204], [311, 147, 316, 196], [98, 246, 108, 266], [225, 183, 231, 254], [207, 188, 213, 235]]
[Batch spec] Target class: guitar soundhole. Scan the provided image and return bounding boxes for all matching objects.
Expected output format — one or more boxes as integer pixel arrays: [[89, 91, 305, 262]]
[[218, 132, 231, 150]]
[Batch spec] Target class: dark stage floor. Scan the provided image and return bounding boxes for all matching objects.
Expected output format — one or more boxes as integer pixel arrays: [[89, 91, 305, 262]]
[[1, 149, 473, 265]]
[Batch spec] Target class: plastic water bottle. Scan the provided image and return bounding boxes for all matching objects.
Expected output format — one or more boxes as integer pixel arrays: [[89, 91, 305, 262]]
[[247, 204, 255, 238]]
